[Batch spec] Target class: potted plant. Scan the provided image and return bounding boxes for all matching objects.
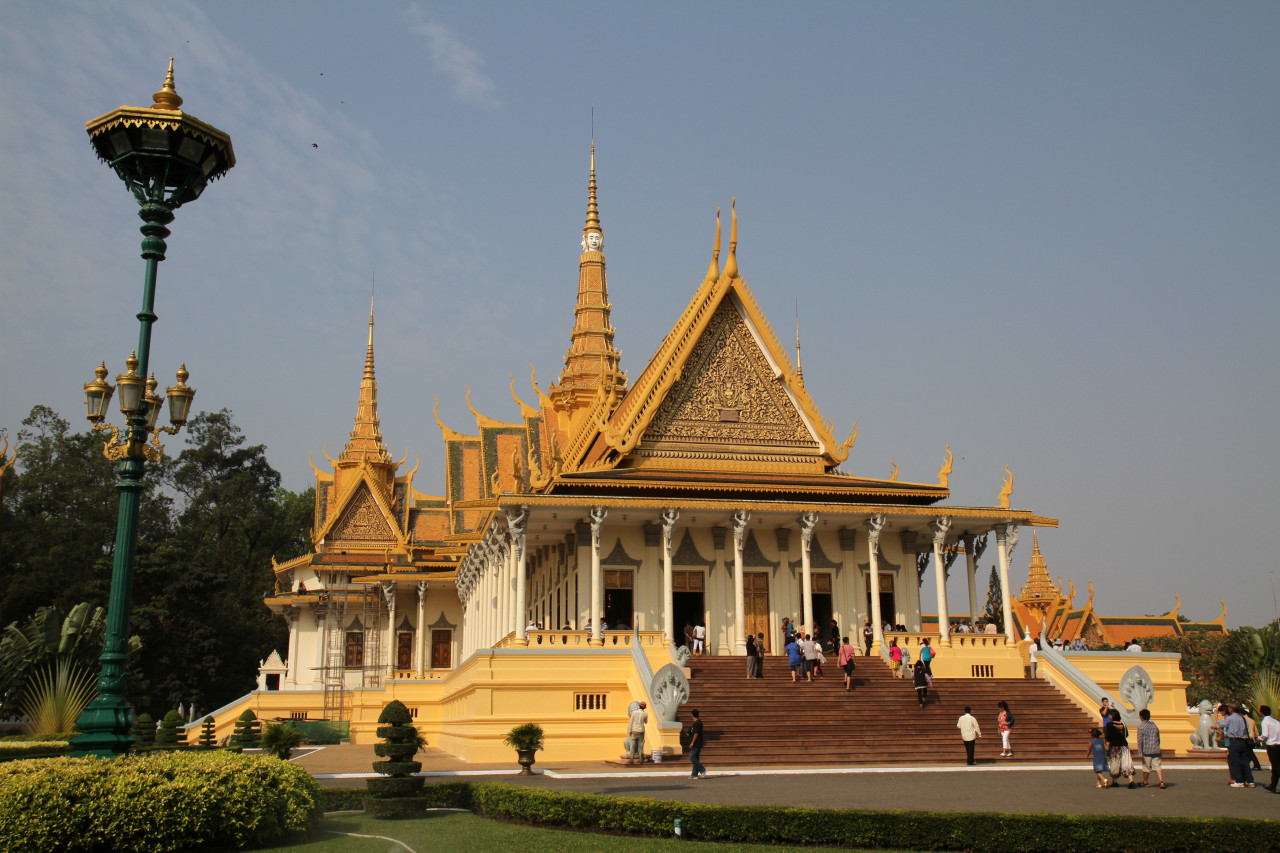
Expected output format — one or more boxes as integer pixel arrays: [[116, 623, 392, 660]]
[[261, 722, 303, 759], [504, 722, 544, 775]]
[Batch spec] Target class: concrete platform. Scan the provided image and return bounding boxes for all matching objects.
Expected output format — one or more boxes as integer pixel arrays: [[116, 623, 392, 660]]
[[298, 743, 1279, 820]]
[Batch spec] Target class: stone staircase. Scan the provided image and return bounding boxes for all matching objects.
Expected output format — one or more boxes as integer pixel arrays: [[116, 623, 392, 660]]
[[677, 654, 1096, 765]]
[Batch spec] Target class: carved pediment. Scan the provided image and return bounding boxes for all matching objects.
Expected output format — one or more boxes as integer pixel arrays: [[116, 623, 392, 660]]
[[330, 483, 397, 546], [642, 302, 816, 452]]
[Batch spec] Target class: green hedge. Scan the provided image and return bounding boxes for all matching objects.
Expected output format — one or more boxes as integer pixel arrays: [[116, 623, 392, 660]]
[[0, 742, 71, 762], [357, 782, 1270, 853], [0, 750, 321, 852]]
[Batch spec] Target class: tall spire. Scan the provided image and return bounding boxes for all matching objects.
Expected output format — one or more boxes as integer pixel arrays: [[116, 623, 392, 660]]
[[549, 139, 626, 420], [341, 295, 392, 465], [723, 197, 739, 279]]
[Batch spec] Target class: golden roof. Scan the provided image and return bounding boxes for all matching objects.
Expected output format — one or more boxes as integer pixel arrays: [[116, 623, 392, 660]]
[[340, 297, 393, 465]]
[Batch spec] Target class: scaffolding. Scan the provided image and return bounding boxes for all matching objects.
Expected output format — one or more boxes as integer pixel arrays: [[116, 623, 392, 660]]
[[319, 580, 386, 722]]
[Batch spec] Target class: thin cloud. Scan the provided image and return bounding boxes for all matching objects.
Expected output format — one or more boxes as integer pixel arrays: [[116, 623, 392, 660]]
[[409, 17, 499, 108]]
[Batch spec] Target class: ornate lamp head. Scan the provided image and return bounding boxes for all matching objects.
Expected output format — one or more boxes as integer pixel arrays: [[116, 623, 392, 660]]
[[115, 351, 144, 415], [165, 364, 195, 426], [85, 59, 235, 209], [143, 373, 164, 431], [84, 362, 114, 423]]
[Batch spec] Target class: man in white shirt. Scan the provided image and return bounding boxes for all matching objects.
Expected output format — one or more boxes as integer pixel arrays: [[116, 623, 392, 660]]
[[1126, 639, 1142, 653], [1260, 704, 1280, 793], [693, 622, 706, 655], [957, 706, 982, 765], [1027, 639, 1038, 678], [626, 701, 648, 765]]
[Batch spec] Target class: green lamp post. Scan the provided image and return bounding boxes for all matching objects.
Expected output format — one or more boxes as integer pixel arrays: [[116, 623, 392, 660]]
[[71, 60, 234, 757]]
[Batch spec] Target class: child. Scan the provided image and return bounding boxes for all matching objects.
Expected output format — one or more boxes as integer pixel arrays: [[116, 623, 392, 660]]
[[812, 645, 825, 678], [1089, 728, 1109, 787]]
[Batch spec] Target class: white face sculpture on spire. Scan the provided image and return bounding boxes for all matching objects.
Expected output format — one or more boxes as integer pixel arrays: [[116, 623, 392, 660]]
[[586, 231, 602, 251]]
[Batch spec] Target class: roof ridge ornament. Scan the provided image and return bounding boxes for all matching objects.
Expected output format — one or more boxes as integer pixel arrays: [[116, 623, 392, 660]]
[[151, 57, 183, 111], [723, 197, 739, 279], [997, 465, 1014, 508], [704, 207, 721, 283]]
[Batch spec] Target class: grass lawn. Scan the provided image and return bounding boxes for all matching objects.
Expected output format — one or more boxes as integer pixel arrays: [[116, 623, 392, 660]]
[[266, 810, 918, 852]]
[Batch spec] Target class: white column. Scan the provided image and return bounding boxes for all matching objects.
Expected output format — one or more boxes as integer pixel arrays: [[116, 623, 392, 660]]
[[994, 524, 1018, 644], [963, 534, 982, 625], [931, 517, 953, 647], [381, 581, 396, 674], [416, 581, 427, 674], [799, 512, 818, 635], [866, 514, 887, 654], [285, 608, 300, 686], [731, 510, 750, 655], [508, 506, 529, 647], [502, 540, 514, 638], [589, 507, 607, 646], [661, 508, 679, 644]]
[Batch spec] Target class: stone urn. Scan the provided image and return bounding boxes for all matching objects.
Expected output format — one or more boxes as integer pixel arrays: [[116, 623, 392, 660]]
[[516, 748, 537, 775]]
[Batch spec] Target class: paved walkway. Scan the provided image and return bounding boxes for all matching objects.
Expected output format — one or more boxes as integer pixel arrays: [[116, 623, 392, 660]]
[[298, 744, 1279, 821]]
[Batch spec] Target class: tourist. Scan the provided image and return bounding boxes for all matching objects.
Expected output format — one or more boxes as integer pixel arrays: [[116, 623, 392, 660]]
[[828, 618, 840, 654], [838, 635, 856, 691], [919, 638, 936, 676], [1259, 704, 1279, 793], [1125, 638, 1142, 653], [693, 621, 706, 655], [1223, 705, 1256, 787], [957, 705, 981, 765], [1242, 704, 1263, 772], [627, 701, 647, 765], [745, 634, 758, 679], [683, 621, 695, 650], [912, 660, 930, 708], [686, 708, 706, 779], [1070, 638, 1088, 651], [900, 645, 912, 679], [1099, 697, 1113, 728], [525, 619, 538, 641], [1136, 708, 1165, 789], [801, 633, 818, 681], [754, 633, 766, 678], [812, 643, 826, 678], [997, 700, 1014, 757], [783, 616, 796, 646], [888, 638, 902, 673], [1089, 728, 1110, 788], [862, 620, 873, 655], [1027, 637, 1038, 678], [786, 633, 803, 683], [1105, 714, 1135, 788]]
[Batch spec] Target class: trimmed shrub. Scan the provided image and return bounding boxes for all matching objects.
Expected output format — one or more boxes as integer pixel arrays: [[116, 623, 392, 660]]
[[230, 709, 260, 750], [131, 714, 154, 748], [0, 741, 71, 762], [0, 750, 320, 852], [365, 699, 427, 819], [154, 710, 186, 749], [320, 787, 368, 812], [196, 716, 217, 749]]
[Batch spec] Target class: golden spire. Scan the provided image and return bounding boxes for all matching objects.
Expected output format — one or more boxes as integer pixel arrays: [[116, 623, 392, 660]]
[[704, 207, 721, 283], [723, 197, 739, 279], [584, 143, 601, 239], [151, 57, 184, 111], [341, 295, 392, 465], [1019, 532, 1059, 605]]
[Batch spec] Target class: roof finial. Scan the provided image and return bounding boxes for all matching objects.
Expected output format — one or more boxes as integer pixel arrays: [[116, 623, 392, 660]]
[[583, 131, 601, 241], [795, 298, 803, 380], [723, 197, 738, 278], [365, 276, 375, 379], [151, 57, 184, 111], [704, 207, 721, 282]]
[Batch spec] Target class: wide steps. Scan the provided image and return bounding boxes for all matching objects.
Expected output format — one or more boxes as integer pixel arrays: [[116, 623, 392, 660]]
[[679, 654, 1096, 764]]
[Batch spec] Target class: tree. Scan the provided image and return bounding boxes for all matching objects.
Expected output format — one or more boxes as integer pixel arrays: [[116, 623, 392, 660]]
[[366, 700, 427, 818], [197, 715, 217, 749], [230, 709, 261, 750], [983, 566, 1003, 624], [155, 709, 187, 748]]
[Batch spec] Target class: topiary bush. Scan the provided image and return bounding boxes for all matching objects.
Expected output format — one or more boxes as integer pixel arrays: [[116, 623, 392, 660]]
[[154, 710, 186, 749], [196, 716, 217, 749], [365, 699, 427, 819], [131, 713, 154, 749], [230, 709, 260, 750], [0, 750, 320, 851]]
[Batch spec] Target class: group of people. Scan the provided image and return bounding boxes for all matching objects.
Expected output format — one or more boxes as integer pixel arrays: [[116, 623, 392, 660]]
[[946, 620, 998, 635], [1213, 702, 1271, 788], [681, 622, 707, 654], [1087, 697, 1164, 789], [954, 700, 1015, 765]]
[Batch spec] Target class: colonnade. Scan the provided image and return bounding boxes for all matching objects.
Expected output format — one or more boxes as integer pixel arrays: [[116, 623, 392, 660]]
[[454, 504, 1022, 660]]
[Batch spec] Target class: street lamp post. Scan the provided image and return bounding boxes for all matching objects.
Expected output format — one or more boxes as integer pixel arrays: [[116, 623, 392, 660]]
[[71, 60, 234, 757]]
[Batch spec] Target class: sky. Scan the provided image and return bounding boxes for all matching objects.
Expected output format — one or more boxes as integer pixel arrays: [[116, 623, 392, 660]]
[[1, 2, 1277, 630]]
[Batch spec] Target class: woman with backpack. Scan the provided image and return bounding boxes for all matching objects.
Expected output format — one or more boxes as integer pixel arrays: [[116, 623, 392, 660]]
[[997, 700, 1014, 757], [919, 638, 936, 675], [913, 660, 930, 707]]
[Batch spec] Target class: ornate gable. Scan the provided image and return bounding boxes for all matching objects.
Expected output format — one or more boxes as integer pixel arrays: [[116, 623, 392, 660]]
[[639, 299, 817, 466], [329, 481, 398, 547]]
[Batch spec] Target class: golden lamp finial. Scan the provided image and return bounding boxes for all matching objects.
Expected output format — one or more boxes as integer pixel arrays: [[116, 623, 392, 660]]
[[704, 207, 721, 282], [723, 197, 739, 278], [151, 57, 184, 111]]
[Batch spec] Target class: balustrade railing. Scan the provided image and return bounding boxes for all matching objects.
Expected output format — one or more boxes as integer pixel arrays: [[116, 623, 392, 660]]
[[492, 630, 667, 649]]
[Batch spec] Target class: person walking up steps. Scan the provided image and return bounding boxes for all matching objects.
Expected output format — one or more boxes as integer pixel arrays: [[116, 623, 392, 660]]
[[686, 709, 706, 779], [913, 660, 930, 707], [755, 633, 766, 678], [997, 700, 1014, 757], [838, 636, 857, 691]]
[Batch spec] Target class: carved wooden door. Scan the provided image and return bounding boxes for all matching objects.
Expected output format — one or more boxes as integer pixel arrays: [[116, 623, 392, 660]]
[[396, 632, 413, 670], [744, 572, 770, 651], [430, 630, 452, 669]]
